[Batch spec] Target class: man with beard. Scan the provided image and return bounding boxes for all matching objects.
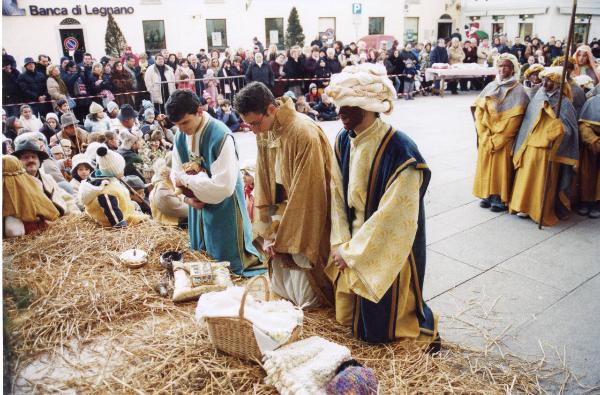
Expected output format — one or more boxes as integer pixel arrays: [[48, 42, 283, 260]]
[[324, 63, 439, 348]]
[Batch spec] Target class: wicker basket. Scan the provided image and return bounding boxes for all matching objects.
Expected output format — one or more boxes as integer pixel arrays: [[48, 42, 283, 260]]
[[205, 275, 301, 361]]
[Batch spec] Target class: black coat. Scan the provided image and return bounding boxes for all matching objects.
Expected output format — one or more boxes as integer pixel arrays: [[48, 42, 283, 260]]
[[304, 57, 318, 78], [245, 62, 274, 88], [314, 65, 331, 88], [190, 64, 205, 93], [325, 57, 342, 74], [2, 68, 21, 104], [17, 69, 47, 101], [429, 47, 449, 64], [283, 58, 304, 87], [88, 73, 113, 96]]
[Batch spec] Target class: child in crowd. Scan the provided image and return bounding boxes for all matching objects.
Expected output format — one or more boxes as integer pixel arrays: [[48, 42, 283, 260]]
[[104, 131, 119, 151], [79, 145, 147, 227], [70, 153, 95, 209], [295, 95, 319, 120], [55, 99, 71, 120], [40, 113, 60, 143], [203, 69, 218, 106], [403, 58, 417, 100], [123, 175, 151, 215], [216, 99, 240, 132], [141, 108, 157, 139], [314, 94, 339, 121], [305, 83, 322, 108]]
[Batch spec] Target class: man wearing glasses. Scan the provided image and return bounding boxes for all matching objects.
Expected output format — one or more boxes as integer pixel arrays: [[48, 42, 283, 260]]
[[235, 82, 334, 307], [166, 89, 265, 277]]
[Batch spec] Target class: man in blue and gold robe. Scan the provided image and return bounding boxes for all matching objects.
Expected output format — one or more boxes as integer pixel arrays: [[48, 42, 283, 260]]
[[166, 89, 265, 277], [324, 63, 439, 348]]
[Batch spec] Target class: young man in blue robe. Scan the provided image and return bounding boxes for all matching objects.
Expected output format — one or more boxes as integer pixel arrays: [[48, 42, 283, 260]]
[[166, 89, 265, 277], [324, 63, 440, 349]]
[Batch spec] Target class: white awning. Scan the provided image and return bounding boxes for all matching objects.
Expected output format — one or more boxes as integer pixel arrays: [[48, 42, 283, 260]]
[[558, 6, 600, 15], [463, 7, 548, 17]]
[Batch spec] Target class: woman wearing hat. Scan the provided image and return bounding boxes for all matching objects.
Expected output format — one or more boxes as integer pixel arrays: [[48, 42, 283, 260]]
[[84, 102, 111, 132]]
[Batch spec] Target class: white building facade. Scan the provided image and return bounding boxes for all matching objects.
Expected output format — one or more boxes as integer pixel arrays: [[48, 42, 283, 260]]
[[461, 0, 600, 44], [3, 0, 457, 65]]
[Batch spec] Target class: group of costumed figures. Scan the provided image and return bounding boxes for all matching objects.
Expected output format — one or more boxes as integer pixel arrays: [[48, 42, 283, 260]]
[[161, 62, 440, 349], [473, 46, 600, 224], [5, 46, 598, 355]]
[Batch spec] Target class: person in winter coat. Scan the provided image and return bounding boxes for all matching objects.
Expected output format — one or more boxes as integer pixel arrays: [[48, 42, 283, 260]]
[[314, 94, 339, 121], [174, 58, 196, 92], [304, 47, 320, 80], [429, 39, 449, 94], [19, 104, 43, 132], [84, 102, 111, 132], [116, 109, 145, 181], [89, 62, 113, 104], [17, 57, 48, 114], [315, 58, 331, 90], [49, 113, 89, 155], [79, 145, 147, 228], [245, 52, 274, 90], [70, 153, 95, 210], [305, 83, 322, 107], [144, 54, 176, 113], [111, 61, 135, 107], [270, 53, 286, 98], [216, 99, 240, 132], [218, 59, 238, 98], [325, 48, 342, 74], [39, 112, 60, 143], [46, 64, 69, 110], [283, 47, 305, 97], [447, 37, 465, 94], [2, 58, 21, 116]]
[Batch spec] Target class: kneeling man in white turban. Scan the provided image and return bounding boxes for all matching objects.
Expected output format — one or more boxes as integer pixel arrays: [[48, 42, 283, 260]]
[[324, 63, 440, 348]]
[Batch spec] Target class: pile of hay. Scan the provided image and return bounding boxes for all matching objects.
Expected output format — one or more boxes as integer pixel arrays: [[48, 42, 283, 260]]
[[2, 216, 584, 393], [2, 216, 207, 359]]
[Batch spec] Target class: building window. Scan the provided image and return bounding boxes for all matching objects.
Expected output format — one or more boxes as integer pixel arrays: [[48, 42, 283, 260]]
[[518, 23, 533, 39], [368, 17, 384, 35], [404, 17, 419, 42], [492, 16, 505, 37], [265, 18, 284, 50], [318, 17, 336, 46], [142, 20, 166, 55], [206, 19, 227, 50]]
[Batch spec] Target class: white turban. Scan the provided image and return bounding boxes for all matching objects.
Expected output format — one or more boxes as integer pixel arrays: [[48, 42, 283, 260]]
[[325, 63, 396, 115]]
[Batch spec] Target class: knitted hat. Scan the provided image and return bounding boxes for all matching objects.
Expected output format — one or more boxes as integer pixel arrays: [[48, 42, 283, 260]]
[[60, 112, 79, 127], [141, 99, 153, 111], [50, 145, 64, 155], [70, 153, 95, 176], [45, 112, 59, 123], [89, 101, 104, 115], [107, 101, 119, 114], [144, 108, 155, 121], [325, 63, 396, 115], [326, 366, 378, 395], [309, 83, 317, 90], [95, 145, 125, 177]]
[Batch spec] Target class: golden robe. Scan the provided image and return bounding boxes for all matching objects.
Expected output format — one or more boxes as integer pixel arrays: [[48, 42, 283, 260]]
[[253, 96, 334, 306], [472, 79, 529, 204], [510, 91, 579, 226], [578, 121, 600, 202], [326, 118, 438, 344]]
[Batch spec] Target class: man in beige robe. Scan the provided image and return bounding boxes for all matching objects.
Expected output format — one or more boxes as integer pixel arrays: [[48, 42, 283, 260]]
[[234, 82, 334, 307]]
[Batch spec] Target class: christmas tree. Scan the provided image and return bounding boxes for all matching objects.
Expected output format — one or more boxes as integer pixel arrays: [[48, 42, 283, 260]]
[[105, 13, 128, 58], [285, 7, 305, 48]]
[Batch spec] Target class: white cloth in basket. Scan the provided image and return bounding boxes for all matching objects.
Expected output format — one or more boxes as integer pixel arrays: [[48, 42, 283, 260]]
[[262, 336, 352, 395], [195, 286, 303, 353]]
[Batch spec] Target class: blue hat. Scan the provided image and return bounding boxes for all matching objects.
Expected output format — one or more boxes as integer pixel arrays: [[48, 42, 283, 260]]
[[23, 57, 35, 66], [283, 91, 296, 100], [118, 104, 138, 122]]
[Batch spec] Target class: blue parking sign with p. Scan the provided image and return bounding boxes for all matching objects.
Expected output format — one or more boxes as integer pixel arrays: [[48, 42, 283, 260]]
[[352, 3, 362, 15]]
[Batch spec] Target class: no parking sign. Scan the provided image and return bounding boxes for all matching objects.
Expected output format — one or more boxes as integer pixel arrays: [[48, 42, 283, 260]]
[[63, 37, 79, 51]]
